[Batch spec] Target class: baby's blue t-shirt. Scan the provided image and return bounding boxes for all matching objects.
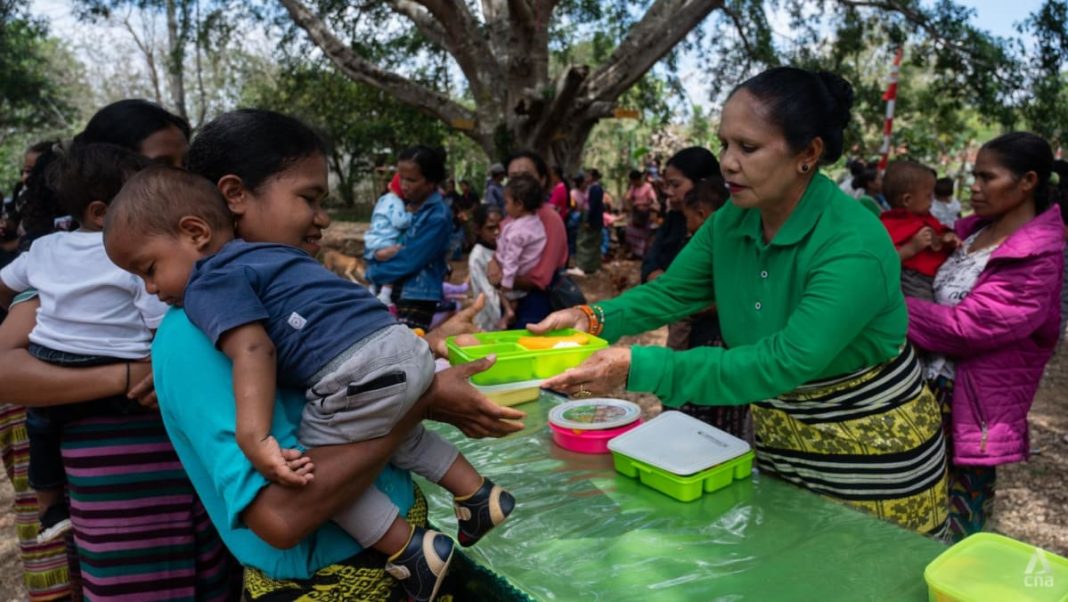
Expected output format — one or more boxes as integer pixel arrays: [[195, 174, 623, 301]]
[[364, 192, 411, 257], [152, 308, 415, 579], [184, 240, 396, 387]]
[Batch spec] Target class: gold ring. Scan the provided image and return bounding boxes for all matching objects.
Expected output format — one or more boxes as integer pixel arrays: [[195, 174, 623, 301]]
[[573, 386, 592, 399]]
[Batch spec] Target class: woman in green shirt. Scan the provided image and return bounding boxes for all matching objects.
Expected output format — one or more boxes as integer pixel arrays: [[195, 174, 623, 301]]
[[536, 67, 949, 538]]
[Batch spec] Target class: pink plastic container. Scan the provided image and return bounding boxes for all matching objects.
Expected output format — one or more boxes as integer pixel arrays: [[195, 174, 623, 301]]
[[547, 399, 643, 454], [549, 420, 642, 454]]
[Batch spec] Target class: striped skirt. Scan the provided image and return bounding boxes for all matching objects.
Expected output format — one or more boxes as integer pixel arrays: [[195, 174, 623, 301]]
[[61, 411, 241, 600], [0, 403, 73, 601], [751, 346, 950, 537]]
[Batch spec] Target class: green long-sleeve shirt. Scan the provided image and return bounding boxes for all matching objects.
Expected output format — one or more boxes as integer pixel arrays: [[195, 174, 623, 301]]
[[598, 173, 907, 407]]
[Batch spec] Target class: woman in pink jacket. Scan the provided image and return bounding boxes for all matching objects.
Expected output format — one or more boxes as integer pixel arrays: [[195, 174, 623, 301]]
[[908, 132, 1065, 541]]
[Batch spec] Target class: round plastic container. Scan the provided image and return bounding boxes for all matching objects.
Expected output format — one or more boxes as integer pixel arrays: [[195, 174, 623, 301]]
[[548, 399, 642, 454]]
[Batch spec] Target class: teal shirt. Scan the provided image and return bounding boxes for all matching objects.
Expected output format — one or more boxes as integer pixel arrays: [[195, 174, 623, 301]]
[[152, 309, 415, 580], [598, 173, 906, 407]]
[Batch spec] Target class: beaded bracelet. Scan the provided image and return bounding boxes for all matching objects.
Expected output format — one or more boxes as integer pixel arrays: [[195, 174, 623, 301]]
[[577, 304, 604, 336]]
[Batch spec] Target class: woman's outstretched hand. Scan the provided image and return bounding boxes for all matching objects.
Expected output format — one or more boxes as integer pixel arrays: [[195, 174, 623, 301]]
[[428, 355, 526, 438], [425, 293, 486, 357], [541, 347, 632, 397], [526, 307, 589, 334]]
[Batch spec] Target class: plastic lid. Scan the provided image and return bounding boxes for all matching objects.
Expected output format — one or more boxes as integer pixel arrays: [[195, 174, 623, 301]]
[[471, 378, 543, 392], [549, 399, 641, 431], [607, 410, 752, 475]]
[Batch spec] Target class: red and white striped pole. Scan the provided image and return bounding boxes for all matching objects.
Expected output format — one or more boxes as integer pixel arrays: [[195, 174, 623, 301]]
[[877, 47, 904, 173]]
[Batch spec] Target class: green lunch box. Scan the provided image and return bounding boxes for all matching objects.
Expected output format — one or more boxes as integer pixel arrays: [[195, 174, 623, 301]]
[[446, 328, 608, 385], [611, 450, 755, 503], [924, 532, 1068, 602], [607, 411, 755, 502]]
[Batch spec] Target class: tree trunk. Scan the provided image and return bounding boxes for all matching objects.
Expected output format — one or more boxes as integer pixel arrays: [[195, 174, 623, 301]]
[[165, 0, 188, 120], [280, 0, 717, 172]]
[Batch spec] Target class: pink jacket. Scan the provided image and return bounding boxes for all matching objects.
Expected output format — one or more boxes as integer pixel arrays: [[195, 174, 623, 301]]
[[907, 205, 1065, 466]]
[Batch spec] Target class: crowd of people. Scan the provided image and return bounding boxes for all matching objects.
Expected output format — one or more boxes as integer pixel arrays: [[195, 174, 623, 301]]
[[0, 63, 1064, 601]]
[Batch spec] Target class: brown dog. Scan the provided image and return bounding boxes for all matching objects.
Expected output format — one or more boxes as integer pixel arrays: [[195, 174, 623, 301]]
[[320, 249, 366, 283]]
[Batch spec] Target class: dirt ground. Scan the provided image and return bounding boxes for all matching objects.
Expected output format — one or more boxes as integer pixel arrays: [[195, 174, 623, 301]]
[[2, 227, 1065, 597]]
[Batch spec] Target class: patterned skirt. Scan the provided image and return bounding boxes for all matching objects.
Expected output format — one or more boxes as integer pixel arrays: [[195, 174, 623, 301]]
[[751, 346, 950, 537], [61, 411, 242, 600], [0, 403, 73, 601], [244, 487, 424, 601]]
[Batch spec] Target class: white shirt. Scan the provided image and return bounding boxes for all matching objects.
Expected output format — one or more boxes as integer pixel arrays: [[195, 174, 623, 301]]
[[0, 230, 167, 358], [467, 243, 502, 331], [930, 197, 961, 229], [924, 228, 997, 380]]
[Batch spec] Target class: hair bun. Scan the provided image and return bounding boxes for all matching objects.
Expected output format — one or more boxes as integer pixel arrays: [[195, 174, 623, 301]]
[[817, 71, 854, 127]]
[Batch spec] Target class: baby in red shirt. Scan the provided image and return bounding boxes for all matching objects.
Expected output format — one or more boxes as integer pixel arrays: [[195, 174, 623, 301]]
[[879, 160, 960, 300]]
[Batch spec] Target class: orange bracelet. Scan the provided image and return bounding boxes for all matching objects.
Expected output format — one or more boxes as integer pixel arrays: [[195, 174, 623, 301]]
[[577, 305, 603, 336]]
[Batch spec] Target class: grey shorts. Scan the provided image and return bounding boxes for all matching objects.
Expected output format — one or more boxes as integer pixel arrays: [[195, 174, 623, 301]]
[[299, 324, 435, 446]]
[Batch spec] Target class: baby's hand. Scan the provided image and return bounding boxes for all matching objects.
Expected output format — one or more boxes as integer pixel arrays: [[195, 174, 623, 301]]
[[252, 436, 313, 487], [942, 232, 961, 250], [374, 244, 403, 261]]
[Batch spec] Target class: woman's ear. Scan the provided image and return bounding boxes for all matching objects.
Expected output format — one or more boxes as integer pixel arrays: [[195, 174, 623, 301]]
[[86, 200, 108, 229], [1019, 170, 1039, 194], [177, 216, 214, 251], [799, 138, 826, 173], [218, 174, 248, 217]]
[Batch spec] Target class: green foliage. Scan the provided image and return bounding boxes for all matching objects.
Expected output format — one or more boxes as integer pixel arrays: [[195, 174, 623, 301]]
[[240, 61, 447, 206], [1018, 0, 1068, 146]]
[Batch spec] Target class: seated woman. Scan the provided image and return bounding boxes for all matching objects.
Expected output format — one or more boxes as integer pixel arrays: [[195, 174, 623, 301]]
[[908, 132, 1065, 541], [535, 67, 949, 538]]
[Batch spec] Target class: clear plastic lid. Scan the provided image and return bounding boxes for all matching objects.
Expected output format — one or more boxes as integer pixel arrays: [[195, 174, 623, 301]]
[[608, 410, 752, 475], [548, 399, 642, 431]]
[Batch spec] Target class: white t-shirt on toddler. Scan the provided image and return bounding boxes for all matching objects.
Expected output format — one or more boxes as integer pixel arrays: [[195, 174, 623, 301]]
[[0, 230, 167, 359]]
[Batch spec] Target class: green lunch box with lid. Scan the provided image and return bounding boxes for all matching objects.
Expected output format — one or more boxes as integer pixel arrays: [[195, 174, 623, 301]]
[[607, 411, 755, 502], [924, 532, 1068, 602], [446, 329, 608, 385]]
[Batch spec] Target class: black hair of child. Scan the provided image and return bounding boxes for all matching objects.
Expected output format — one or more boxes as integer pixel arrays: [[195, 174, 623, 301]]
[[934, 177, 954, 198], [398, 145, 448, 184], [883, 160, 934, 209], [56, 143, 150, 221], [472, 203, 502, 229], [628, 169, 643, 182], [683, 177, 730, 213], [506, 174, 544, 212], [732, 67, 854, 165], [18, 146, 64, 244], [75, 99, 190, 151], [188, 109, 330, 191]]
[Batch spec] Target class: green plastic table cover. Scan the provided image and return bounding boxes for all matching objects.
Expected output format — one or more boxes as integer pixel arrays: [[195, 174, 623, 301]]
[[421, 392, 947, 601]]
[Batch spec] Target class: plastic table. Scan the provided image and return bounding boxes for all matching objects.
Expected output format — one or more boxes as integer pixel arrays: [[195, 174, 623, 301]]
[[424, 392, 946, 601]]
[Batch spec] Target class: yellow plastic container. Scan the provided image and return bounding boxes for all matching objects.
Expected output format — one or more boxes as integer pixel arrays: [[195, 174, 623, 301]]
[[924, 532, 1068, 601], [472, 379, 543, 407], [446, 329, 608, 385]]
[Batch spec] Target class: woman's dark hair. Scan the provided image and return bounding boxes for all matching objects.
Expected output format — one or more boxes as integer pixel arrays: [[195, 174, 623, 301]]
[[188, 109, 329, 192], [398, 145, 448, 184], [551, 165, 569, 190], [472, 202, 502, 229], [506, 149, 548, 182], [980, 132, 1055, 213], [27, 140, 54, 156], [683, 176, 730, 213], [55, 144, 150, 219], [628, 169, 643, 182], [505, 174, 544, 212], [18, 146, 64, 243], [75, 99, 190, 152], [731, 67, 854, 165], [665, 146, 720, 183]]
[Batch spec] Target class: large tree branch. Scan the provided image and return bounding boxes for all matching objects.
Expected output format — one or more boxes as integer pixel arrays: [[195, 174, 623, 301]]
[[581, 0, 721, 104], [529, 65, 588, 151], [279, 0, 480, 133], [390, 0, 500, 106]]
